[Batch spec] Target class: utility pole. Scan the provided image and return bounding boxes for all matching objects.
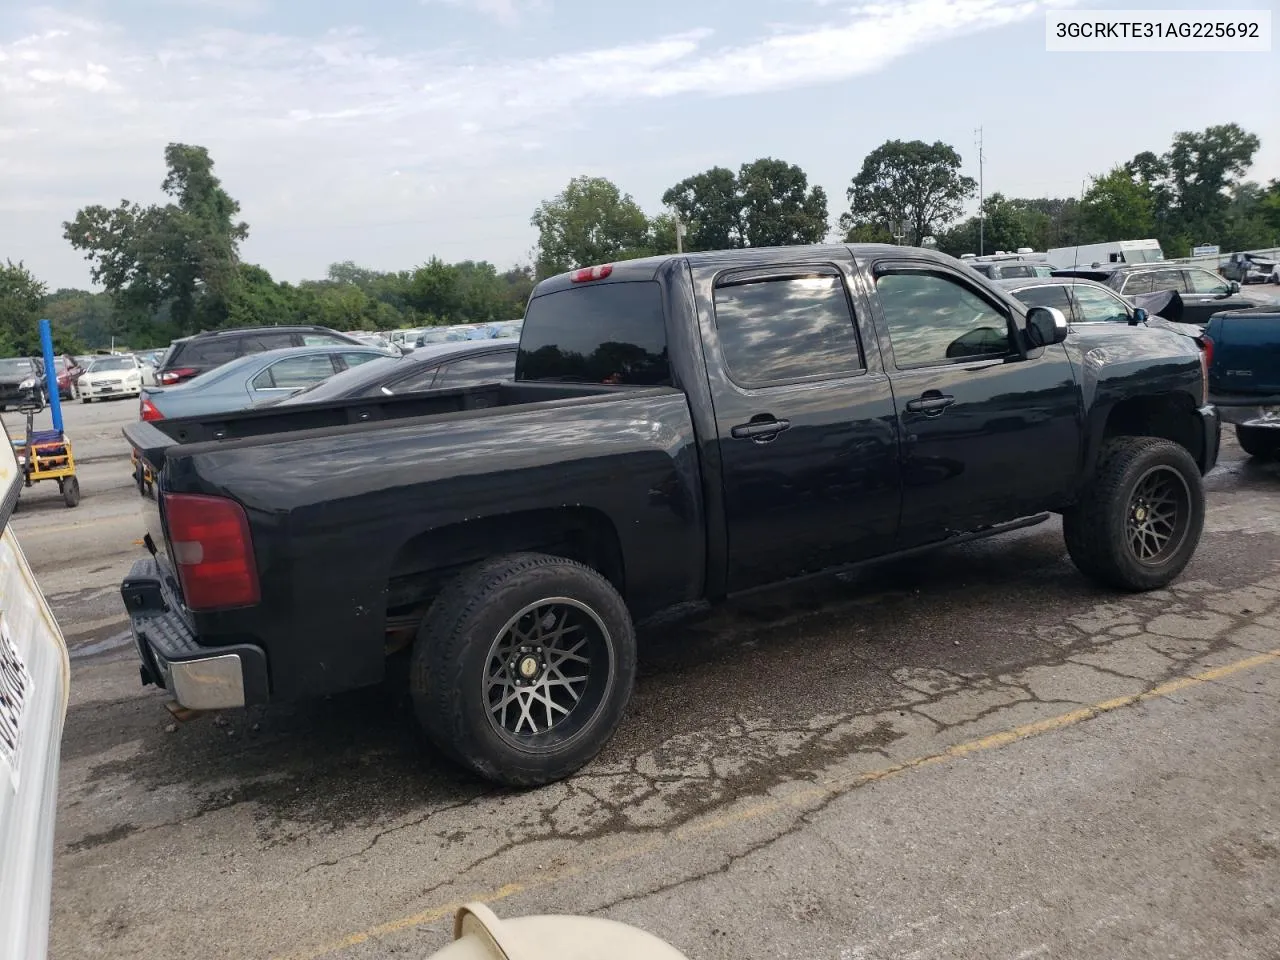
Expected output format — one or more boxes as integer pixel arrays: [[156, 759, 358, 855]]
[[673, 208, 685, 254], [974, 126, 985, 256]]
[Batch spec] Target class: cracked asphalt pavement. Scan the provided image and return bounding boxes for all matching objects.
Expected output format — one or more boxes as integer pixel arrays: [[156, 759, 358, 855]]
[[8, 399, 1280, 960]]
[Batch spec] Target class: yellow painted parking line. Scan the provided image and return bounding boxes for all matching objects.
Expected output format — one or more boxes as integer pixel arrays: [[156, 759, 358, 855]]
[[275, 647, 1280, 960]]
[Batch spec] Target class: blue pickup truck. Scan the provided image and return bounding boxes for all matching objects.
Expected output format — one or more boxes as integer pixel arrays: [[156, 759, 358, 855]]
[[1204, 307, 1280, 459]]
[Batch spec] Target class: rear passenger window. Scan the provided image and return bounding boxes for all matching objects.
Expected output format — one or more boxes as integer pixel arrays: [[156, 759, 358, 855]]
[[713, 272, 863, 387], [302, 334, 350, 346], [177, 339, 240, 366], [999, 265, 1035, 279], [239, 332, 296, 354]]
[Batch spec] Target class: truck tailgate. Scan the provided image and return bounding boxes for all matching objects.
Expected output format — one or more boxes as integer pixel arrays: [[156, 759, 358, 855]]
[[1208, 309, 1280, 396]]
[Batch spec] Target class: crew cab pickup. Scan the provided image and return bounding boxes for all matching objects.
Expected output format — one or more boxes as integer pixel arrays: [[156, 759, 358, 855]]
[[1203, 307, 1280, 459], [122, 244, 1219, 786]]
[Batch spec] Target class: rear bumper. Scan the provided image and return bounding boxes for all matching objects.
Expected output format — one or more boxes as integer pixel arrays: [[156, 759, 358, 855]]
[[1211, 393, 1280, 429], [120, 555, 269, 710], [81, 381, 139, 399]]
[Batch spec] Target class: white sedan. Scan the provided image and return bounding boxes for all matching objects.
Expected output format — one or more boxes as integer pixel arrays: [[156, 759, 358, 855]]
[[79, 355, 144, 403]]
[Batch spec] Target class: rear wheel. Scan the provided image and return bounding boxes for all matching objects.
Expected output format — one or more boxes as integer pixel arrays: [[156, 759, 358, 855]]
[[410, 552, 636, 786], [1236, 425, 1280, 460], [1063, 437, 1204, 592], [61, 475, 81, 508]]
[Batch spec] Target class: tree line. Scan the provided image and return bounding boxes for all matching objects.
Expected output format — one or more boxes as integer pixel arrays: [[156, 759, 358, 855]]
[[2, 124, 1277, 355], [532, 123, 1278, 271]]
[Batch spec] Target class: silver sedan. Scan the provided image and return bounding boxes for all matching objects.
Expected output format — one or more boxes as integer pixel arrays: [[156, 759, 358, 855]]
[[139, 344, 395, 420]]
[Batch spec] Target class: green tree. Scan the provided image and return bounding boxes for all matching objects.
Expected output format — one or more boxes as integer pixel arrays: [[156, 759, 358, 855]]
[[662, 166, 742, 250], [63, 143, 249, 334], [661, 159, 827, 251], [736, 158, 829, 247], [842, 140, 976, 245], [1079, 166, 1155, 243], [1123, 124, 1262, 254], [0, 260, 46, 356], [531, 176, 653, 277], [42, 289, 114, 350]]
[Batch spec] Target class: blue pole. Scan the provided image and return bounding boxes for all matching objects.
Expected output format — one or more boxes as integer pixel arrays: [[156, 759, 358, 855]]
[[39, 318, 64, 434]]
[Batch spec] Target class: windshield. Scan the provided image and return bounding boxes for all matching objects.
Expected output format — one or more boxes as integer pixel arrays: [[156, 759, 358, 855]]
[[0, 359, 34, 375], [88, 356, 134, 372]]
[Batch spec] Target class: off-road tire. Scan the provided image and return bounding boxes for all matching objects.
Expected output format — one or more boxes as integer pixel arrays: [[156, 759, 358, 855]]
[[1236, 425, 1280, 461], [1063, 437, 1204, 592], [410, 552, 636, 786]]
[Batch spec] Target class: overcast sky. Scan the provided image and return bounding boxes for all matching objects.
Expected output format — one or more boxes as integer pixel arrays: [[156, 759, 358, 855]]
[[2, 0, 1277, 290]]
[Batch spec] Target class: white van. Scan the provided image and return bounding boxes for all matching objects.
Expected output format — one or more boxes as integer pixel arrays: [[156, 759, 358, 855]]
[[1046, 239, 1164, 270]]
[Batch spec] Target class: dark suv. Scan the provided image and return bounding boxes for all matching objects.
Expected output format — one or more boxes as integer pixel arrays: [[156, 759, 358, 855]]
[[1051, 263, 1255, 326], [154, 326, 366, 386]]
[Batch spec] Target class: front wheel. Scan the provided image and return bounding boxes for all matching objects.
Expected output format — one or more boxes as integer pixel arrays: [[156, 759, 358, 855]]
[[410, 552, 637, 786], [1236, 425, 1280, 460], [61, 475, 81, 508], [1063, 437, 1205, 592]]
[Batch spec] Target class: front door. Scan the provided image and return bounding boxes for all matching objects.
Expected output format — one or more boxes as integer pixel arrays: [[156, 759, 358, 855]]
[[1182, 267, 1254, 325], [865, 260, 1081, 548], [693, 260, 901, 593]]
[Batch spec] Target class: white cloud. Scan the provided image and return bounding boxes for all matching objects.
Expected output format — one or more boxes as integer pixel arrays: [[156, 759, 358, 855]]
[[421, 0, 549, 28], [0, 0, 1080, 284]]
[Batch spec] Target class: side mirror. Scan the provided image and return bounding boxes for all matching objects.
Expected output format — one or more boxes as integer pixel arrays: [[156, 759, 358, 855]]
[[1024, 306, 1069, 349], [1227, 280, 1241, 294], [1130, 307, 1148, 326]]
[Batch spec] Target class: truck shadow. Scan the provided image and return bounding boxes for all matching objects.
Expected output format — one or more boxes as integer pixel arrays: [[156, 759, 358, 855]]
[[64, 518, 1267, 846]]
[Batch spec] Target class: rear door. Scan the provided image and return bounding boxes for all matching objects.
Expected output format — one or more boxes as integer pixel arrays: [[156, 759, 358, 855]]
[[247, 354, 340, 403], [692, 259, 901, 592], [865, 257, 1080, 546]]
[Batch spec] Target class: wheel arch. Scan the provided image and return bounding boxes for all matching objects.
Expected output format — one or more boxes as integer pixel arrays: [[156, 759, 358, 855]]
[[383, 507, 626, 642]]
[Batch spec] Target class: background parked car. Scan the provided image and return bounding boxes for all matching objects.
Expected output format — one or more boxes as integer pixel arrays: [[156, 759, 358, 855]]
[[140, 343, 395, 420], [271, 340, 517, 406], [0, 357, 44, 410], [79, 354, 144, 403], [999, 276, 1148, 326], [1051, 263, 1256, 326], [1220, 252, 1279, 285], [153, 325, 366, 387], [54, 357, 83, 400], [134, 349, 164, 386]]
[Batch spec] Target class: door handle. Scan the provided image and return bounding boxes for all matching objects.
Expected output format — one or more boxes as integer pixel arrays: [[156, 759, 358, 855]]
[[730, 417, 791, 442], [905, 393, 956, 415]]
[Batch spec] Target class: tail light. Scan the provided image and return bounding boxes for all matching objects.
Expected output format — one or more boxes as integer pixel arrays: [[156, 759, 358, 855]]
[[164, 493, 259, 610], [1198, 335, 1212, 405], [140, 397, 163, 421], [570, 264, 613, 283], [159, 367, 197, 385]]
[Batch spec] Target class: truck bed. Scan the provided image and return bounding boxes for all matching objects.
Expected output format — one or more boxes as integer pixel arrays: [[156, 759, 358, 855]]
[[126, 380, 635, 471]]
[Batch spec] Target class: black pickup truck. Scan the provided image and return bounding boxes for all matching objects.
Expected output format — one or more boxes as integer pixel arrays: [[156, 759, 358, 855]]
[[122, 244, 1219, 785]]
